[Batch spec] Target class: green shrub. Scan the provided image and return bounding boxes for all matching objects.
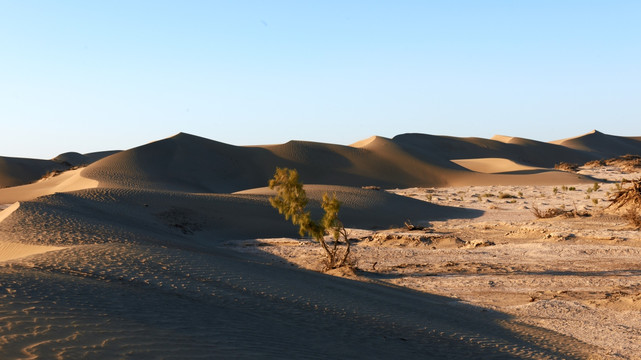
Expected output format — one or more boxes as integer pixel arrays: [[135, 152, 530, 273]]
[[269, 168, 351, 270]]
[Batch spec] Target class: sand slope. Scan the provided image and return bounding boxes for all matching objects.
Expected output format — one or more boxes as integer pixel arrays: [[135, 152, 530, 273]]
[[551, 130, 641, 158], [0, 186, 597, 359], [0, 199, 65, 263], [0, 168, 99, 203]]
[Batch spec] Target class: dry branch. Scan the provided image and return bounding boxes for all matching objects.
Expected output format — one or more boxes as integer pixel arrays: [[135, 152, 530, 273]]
[[607, 178, 641, 210]]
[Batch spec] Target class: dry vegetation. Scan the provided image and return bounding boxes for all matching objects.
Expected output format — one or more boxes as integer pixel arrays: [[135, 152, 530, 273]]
[[607, 178, 641, 228], [584, 154, 641, 172], [608, 179, 641, 210], [554, 162, 579, 172], [531, 204, 590, 219]]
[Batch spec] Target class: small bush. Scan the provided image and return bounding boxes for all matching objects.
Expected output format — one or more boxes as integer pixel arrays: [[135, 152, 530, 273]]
[[623, 208, 641, 229], [531, 205, 590, 219], [607, 178, 641, 211], [605, 154, 641, 172], [584, 159, 606, 168], [555, 162, 579, 172], [498, 192, 517, 199]]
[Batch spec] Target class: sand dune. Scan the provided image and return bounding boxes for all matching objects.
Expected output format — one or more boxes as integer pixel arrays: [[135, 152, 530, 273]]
[[1, 130, 641, 358], [0, 156, 67, 189], [551, 130, 641, 158], [4, 130, 637, 194], [0, 151, 117, 189], [77, 131, 616, 193], [52, 150, 120, 167], [393, 133, 593, 168]]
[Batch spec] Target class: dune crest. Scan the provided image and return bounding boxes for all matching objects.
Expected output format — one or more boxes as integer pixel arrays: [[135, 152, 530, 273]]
[[490, 134, 514, 143], [0, 168, 99, 203]]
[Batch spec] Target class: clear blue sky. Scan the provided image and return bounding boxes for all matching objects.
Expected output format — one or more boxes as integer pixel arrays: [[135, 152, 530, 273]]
[[2, 1, 640, 158]]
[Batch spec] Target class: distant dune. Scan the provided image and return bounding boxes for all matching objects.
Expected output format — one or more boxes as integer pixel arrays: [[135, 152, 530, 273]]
[[3, 130, 640, 202], [0, 156, 67, 189], [551, 129, 641, 158], [0, 150, 118, 189]]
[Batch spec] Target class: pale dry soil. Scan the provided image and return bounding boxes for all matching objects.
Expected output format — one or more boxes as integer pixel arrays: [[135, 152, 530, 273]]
[[232, 167, 641, 359]]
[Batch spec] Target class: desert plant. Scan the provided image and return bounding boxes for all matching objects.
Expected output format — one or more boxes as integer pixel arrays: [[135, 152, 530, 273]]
[[531, 205, 590, 219], [499, 192, 517, 199], [593, 182, 601, 192], [569, 186, 576, 191], [584, 159, 606, 168], [404, 219, 427, 231], [553, 187, 559, 195], [607, 178, 641, 211], [592, 198, 599, 205], [605, 154, 641, 172], [555, 162, 579, 172], [623, 208, 641, 229], [269, 168, 350, 269]]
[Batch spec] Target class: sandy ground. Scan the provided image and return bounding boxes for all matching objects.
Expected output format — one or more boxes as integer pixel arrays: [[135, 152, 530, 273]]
[[230, 166, 641, 359]]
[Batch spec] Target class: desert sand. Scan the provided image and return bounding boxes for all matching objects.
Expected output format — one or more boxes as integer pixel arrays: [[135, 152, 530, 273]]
[[1, 130, 640, 359]]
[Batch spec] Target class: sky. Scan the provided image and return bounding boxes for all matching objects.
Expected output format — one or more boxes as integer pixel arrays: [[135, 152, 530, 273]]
[[1, 1, 640, 158]]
